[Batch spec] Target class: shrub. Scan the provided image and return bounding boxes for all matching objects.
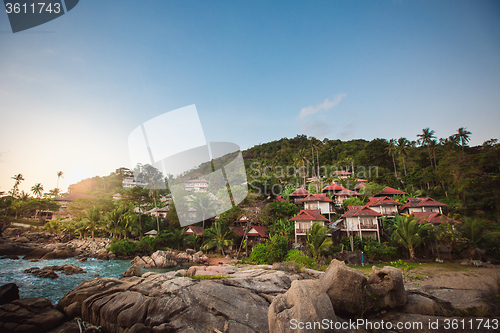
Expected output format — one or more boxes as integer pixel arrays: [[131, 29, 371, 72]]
[[136, 236, 156, 254], [248, 235, 288, 264], [363, 239, 398, 261], [107, 239, 137, 256], [284, 249, 314, 269]]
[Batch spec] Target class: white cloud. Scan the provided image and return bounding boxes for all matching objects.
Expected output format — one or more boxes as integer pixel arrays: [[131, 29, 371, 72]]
[[297, 93, 346, 119]]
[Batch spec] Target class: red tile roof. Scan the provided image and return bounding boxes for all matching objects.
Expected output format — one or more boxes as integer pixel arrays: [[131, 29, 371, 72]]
[[289, 188, 310, 197], [299, 193, 333, 203], [354, 183, 367, 190], [341, 206, 382, 218], [185, 226, 204, 235], [335, 189, 362, 196], [276, 195, 287, 202], [366, 196, 401, 207], [322, 184, 346, 192], [230, 225, 268, 237], [375, 186, 408, 196], [413, 212, 457, 224], [290, 209, 329, 222], [399, 197, 447, 212]]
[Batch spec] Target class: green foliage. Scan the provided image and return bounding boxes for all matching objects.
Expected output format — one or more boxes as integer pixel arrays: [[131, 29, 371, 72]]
[[262, 201, 299, 225], [341, 196, 368, 211], [363, 240, 398, 261], [136, 236, 156, 253], [390, 214, 433, 260], [202, 220, 235, 255], [306, 222, 332, 259], [248, 234, 288, 264], [107, 239, 137, 256], [284, 249, 315, 269]]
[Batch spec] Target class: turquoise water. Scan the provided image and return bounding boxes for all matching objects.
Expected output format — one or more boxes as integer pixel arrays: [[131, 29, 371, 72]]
[[0, 257, 177, 305]]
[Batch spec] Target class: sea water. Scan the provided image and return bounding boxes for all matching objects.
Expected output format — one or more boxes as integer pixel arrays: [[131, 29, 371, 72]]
[[0, 257, 176, 304]]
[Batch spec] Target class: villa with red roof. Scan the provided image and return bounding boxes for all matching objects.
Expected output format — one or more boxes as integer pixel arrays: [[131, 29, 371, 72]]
[[366, 196, 401, 216], [332, 170, 352, 179], [374, 186, 408, 197], [340, 205, 382, 241], [399, 197, 447, 215], [185, 226, 204, 235], [289, 188, 310, 204], [334, 189, 362, 206], [290, 209, 330, 244], [230, 224, 268, 246], [298, 193, 335, 217], [322, 183, 346, 194]]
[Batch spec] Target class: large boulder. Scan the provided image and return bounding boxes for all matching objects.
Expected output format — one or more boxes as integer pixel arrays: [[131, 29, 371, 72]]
[[269, 279, 336, 333], [0, 284, 19, 306], [122, 265, 142, 277], [58, 269, 301, 332], [23, 248, 51, 260], [14, 236, 30, 243], [24, 267, 59, 279], [0, 297, 64, 333], [41, 247, 74, 260], [367, 265, 406, 310], [319, 259, 369, 316]]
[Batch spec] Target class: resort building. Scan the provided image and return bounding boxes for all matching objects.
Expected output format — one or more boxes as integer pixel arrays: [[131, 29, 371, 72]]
[[122, 177, 147, 188], [334, 189, 362, 206], [365, 196, 400, 216], [185, 226, 204, 236], [298, 193, 335, 218], [331, 170, 352, 179], [399, 197, 447, 215], [184, 179, 209, 192], [413, 211, 458, 227], [290, 209, 330, 244], [288, 188, 310, 204], [340, 205, 382, 241]]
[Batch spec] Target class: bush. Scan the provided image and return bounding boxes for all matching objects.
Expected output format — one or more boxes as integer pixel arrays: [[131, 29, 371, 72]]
[[248, 235, 288, 264], [284, 249, 314, 269], [107, 239, 137, 256], [363, 239, 398, 261], [136, 236, 156, 254]]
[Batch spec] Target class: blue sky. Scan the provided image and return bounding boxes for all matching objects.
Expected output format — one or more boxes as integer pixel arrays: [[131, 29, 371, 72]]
[[0, 0, 499, 193]]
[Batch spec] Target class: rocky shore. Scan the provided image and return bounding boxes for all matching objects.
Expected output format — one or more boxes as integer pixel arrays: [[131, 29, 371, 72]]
[[1, 260, 498, 333]]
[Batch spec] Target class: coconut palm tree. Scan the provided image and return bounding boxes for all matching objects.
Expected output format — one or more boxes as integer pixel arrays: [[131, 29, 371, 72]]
[[306, 222, 332, 259], [202, 219, 235, 256], [396, 137, 409, 176], [294, 149, 310, 187], [190, 193, 217, 229], [56, 171, 64, 196], [84, 206, 102, 240], [417, 128, 436, 167], [453, 127, 472, 154], [10, 174, 24, 198], [31, 183, 43, 199], [170, 228, 186, 250], [386, 139, 398, 177], [390, 214, 432, 260], [48, 188, 61, 199]]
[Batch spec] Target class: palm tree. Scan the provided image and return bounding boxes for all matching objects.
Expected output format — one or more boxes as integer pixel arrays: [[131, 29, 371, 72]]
[[170, 228, 186, 250], [48, 188, 61, 199], [31, 183, 43, 199], [10, 174, 24, 198], [56, 171, 64, 196], [190, 193, 217, 229], [294, 149, 310, 187], [184, 233, 202, 250], [417, 128, 436, 167], [84, 206, 102, 240], [306, 222, 332, 259], [454, 127, 472, 154], [202, 220, 235, 256], [269, 219, 294, 245], [106, 206, 129, 238], [390, 214, 431, 260], [396, 138, 409, 176], [386, 139, 398, 177]]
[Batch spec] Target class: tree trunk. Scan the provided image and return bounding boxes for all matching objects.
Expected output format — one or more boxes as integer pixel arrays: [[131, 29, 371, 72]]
[[402, 157, 407, 176], [392, 155, 397, 177]]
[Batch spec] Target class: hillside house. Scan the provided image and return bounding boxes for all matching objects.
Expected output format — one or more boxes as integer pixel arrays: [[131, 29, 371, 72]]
[[185, 226, 204, 235], [184, 179, 209, 192], [298, 193, 335, 218], [290, 209, 330, 244], [365, 196, 400, 216], [334, 189, 362, 206], [122, 177, 147, 188], [413, 212, 458, 227], [289, 188, 310, 204], [340, 205, 382, 241], [399, 197, 447, 215]]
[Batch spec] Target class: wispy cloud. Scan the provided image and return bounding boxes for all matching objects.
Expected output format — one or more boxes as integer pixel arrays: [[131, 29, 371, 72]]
[[297, 93, 346, 119], [338, 122, 356, 140]]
